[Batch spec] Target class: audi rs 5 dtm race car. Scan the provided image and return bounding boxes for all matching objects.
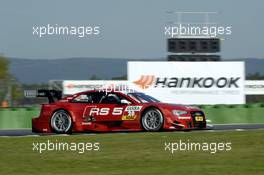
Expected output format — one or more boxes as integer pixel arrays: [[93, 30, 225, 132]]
[[31, 89, 207, 133]]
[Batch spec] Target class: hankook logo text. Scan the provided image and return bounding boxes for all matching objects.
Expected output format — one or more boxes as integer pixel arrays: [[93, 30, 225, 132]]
[[133, 75, 241, 89]]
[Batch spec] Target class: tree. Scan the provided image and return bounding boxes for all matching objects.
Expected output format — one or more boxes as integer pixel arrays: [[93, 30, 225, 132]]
[[247, 72, 264, 80], [0, 55, 10, 80], [0, 56, 22, 106], [111, 75, 127, 80], [89, 74, 101, 80]]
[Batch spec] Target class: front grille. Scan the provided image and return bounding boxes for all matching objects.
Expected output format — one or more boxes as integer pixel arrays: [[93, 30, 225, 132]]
[[190, 111, 206, 128]]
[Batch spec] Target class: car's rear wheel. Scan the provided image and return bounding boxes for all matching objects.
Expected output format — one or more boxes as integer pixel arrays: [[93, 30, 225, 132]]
[[50, 110, 72, 134], [141, 108, 164, 131]]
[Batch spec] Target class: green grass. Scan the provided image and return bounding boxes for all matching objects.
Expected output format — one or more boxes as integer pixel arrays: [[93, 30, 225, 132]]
[[0, 130, 264, 175]]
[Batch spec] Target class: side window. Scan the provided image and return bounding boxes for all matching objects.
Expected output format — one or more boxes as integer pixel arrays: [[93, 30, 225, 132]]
[[100, 93, 132, 104], [91, 92, 105, 103], [72, 92, 104, 103], [100, 93, 121, 104], [72, 94, 92, 103]]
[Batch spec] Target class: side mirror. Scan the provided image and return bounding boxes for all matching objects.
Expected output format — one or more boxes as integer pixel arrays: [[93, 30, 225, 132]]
[[120, 99, 131, 105]]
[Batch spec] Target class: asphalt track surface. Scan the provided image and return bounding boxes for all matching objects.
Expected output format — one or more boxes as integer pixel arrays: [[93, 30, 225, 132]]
[[0, 124, 264, 137]]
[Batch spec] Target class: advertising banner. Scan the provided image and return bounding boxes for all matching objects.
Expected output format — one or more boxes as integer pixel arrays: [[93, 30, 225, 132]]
[[128, 62, 245, 105], [63, 80, 127, 95], [245, 80, 264, 95]]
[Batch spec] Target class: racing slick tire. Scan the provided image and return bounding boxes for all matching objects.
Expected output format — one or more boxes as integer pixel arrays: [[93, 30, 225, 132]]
[[50, 110, 72, 134], [141, 108, 164, 132]]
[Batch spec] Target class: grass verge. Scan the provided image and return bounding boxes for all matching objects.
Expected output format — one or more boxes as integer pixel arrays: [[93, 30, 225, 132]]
[[0, 130, 263, 175]]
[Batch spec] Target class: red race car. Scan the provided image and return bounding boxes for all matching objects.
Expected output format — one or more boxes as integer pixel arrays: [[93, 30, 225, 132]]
[[32, 89, 206, 133]]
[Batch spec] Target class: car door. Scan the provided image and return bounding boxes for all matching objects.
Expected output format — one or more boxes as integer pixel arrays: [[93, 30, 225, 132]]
[[85, 92, 128, 121], [69, 91, 105, 119]]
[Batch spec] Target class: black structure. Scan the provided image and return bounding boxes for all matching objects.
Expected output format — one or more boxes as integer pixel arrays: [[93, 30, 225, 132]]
[[168, 54, 221, 61], [167, 38, 221, 61]]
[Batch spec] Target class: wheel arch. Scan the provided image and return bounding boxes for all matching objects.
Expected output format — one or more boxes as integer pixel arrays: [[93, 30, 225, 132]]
[[140, 106, 165, 130], [50, 108, 74, 133], [141, 106, 164, 117], [51, 108, 76, 122]]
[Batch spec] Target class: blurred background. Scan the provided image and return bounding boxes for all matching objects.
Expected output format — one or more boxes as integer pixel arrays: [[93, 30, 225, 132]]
[[0, 0, 264, 107]]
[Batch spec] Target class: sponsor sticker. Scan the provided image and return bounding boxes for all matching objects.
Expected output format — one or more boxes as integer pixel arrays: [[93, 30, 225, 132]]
[[122, 106, 142, 120], [125, 106, 142, 111], [121, 115, 137, 120]]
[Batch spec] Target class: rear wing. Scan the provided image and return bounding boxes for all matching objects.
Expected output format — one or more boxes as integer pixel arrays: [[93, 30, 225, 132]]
[[24, 90, 62, 103]]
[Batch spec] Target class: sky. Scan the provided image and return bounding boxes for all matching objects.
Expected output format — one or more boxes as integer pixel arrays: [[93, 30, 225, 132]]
[[0, 0, 263, 59]]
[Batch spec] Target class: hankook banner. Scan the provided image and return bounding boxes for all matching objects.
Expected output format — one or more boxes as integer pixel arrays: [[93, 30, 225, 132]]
[[128, 62, 245, 105]]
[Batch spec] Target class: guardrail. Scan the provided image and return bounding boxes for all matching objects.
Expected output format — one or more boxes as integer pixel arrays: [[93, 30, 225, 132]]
[[0, 104, 263, 129]]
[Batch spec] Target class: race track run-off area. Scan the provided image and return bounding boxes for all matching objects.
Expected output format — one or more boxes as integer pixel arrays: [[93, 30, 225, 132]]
[[0, 129, 263, 175]]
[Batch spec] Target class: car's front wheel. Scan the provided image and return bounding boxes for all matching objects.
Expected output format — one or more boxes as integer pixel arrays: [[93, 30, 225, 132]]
[[141, 108, 164, 131], [50, 110, 72, 134]]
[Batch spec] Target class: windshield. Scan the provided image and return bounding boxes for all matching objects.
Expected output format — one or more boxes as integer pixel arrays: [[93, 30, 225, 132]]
[[127, 92, 160, 103]]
